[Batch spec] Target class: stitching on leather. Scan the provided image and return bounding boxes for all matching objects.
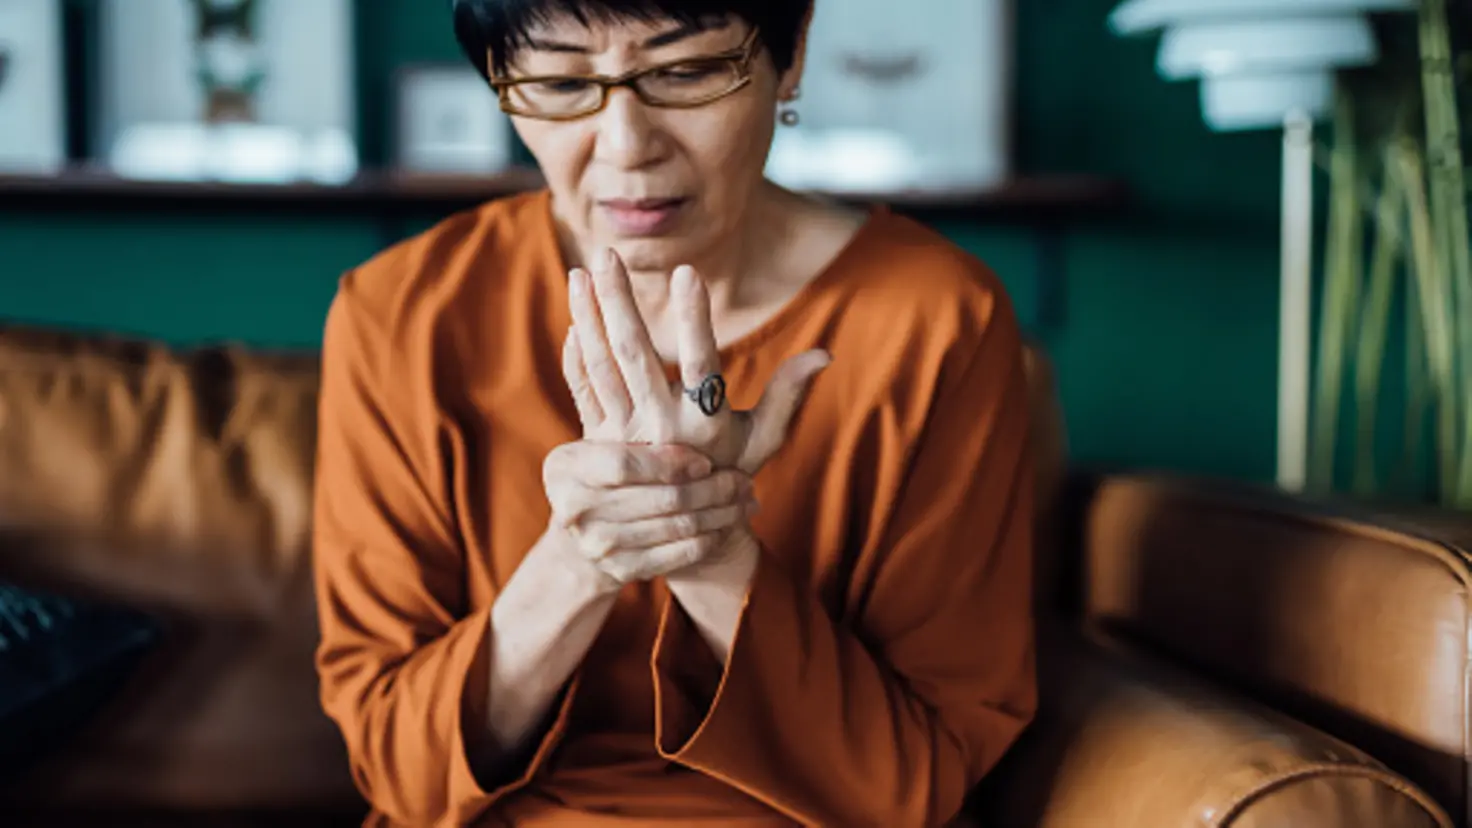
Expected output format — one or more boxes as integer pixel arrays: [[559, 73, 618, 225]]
[[1130, 476, 1472, 585], [1214, 762, 1454, 828]]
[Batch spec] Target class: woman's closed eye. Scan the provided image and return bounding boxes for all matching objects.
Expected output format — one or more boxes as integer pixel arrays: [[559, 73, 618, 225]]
[[531, 78, 596, 95], [652, 60, 726, 83]]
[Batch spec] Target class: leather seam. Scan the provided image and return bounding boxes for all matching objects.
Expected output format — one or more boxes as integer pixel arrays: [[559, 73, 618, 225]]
[[1213, 762, 1454, 828], [1137, 477, 1472, 588]]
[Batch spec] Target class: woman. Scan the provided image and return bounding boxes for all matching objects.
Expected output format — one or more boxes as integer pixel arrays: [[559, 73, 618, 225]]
[[311, 1, 1037, 826]]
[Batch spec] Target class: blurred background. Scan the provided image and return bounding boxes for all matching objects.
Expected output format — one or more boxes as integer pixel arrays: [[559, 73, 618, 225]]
[[8, 2, 1472, 824], [2, 0, 1459, 498]]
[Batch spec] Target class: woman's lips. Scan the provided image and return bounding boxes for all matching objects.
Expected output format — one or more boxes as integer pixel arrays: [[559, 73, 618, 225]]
[[599, 198, 687, 236]]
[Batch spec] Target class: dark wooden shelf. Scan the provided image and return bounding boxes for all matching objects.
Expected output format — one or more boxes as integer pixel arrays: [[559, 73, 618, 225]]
[[0, 167, 1130, 221]]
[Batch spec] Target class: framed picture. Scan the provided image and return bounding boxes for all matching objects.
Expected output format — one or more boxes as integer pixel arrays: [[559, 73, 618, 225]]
[[0, 0, 65, 174], [95, 0, 358, 184], [395, 64, 514, 175], [765, 0, 1013, 194]]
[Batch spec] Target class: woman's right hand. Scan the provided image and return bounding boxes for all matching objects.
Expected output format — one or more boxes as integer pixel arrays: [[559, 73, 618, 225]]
[[542, 439, 758, 588]]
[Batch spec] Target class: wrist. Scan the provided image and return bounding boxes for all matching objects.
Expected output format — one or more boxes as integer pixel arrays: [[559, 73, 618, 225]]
[[532, 526, 624, 601], [667, 527, 760, 588]]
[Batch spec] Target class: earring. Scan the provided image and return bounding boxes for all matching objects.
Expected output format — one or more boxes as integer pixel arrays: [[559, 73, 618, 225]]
[[778, 86, 801, 127]]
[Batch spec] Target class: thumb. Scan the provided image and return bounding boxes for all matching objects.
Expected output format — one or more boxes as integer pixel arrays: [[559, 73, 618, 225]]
[[740, 349, 832, 472]]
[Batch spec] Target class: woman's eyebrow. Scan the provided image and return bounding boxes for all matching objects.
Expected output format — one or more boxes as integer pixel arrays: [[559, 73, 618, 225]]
[[525, 19, 727, 53]]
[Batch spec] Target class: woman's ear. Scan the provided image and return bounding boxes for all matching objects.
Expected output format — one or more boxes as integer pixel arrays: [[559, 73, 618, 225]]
[[777, 6, 814, 101]]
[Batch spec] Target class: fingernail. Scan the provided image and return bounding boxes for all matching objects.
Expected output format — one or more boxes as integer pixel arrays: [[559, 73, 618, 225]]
[[686, 458, 712, 479], [569, 269, 585, 295]]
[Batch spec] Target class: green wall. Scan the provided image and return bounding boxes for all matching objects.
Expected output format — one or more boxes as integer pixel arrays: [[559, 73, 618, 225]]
[[0, 0, 1287, 482]]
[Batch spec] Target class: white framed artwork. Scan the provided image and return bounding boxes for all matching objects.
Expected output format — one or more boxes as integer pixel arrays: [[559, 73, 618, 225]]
[[395, 65, 514, 175], [0, 0, 66, 174], [95, 0, 358, 185], [766, 0, 1014, 194]]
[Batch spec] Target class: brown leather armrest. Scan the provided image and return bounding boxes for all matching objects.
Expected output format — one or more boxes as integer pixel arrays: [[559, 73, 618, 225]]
[[971, 628, 1451, 827], [1067, 471, 1472, 819]]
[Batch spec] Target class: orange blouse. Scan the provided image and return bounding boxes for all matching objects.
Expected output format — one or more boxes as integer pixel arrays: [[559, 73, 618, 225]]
[[312, 190, 1037, 827]]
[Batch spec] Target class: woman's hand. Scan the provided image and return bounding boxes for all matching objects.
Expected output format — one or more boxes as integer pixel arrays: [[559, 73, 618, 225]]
[[564, 248, 830, 475], [542, 439, 760, 587]]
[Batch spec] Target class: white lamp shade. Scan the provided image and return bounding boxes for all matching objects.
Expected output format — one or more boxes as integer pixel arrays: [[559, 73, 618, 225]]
[[1158, 16, 1379, 80], [1110, 0, 1416, 35], [1200, 70, 1335, 130]]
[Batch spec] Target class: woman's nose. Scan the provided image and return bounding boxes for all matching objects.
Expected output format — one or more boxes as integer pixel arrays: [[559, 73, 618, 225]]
[[593, 87, 665, 170]]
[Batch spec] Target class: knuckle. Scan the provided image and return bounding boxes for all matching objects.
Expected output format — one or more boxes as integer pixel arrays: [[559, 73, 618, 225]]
[[600, 556, 633, 583], [653, 486, 682, 515], [614, 337, 644, 365], [557, 484, 589, 517], [584, 347, 614, 372], [583, 527, 615, 559], [671, 514, 699, 539], [686, 537, 712, 565], [542, 445, 569, 486], [718, 472, 742, 502]]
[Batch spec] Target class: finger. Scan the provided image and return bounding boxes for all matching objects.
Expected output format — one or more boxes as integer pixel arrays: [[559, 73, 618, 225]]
[[547, 441, 713, 493], [598, 532, 723, 583], [673, 265, 722, 392], [741, 349, 833, 472], [590, 500, 749, 552], [582, 469, 750, 522], [568, 267, 632, 424], [562, 325, 604, 430], [591, 248, 670, 409]]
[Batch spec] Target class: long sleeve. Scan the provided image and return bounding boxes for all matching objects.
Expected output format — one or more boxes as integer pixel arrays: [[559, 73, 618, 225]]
[[312, 276, 576, 827], [650, 297, 1038, 827]]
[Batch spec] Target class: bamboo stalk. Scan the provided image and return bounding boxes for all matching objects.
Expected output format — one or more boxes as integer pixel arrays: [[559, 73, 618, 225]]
[[1398, 141, 1460, 501], [1312, 90, 1362, 492], [1418, 0, 1472, 504], [1355, 148, 1407, 495], [1404, 250, 1430, 497]]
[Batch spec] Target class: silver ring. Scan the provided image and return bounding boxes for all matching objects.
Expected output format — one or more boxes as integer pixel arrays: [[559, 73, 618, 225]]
[[684, 373, 726, 417]]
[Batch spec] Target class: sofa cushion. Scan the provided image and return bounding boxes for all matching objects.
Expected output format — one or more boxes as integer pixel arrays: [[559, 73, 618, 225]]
[[0, 326, 360, 811], [972, 627, 1453, 827]]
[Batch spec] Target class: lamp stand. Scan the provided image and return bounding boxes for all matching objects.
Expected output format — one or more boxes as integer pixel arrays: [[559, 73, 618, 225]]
[[1278, 109, 1315, 492]]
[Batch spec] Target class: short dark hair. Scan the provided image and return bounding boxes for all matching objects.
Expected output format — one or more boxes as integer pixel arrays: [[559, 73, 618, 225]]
[[451, 0, 812, 79]]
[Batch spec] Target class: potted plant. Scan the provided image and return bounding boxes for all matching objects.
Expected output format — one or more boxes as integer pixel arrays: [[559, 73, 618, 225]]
[[1308, 0, 1472, 509]]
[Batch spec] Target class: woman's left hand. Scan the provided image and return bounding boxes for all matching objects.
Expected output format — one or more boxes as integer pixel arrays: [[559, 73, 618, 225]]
[[563, 248, 830, 477]]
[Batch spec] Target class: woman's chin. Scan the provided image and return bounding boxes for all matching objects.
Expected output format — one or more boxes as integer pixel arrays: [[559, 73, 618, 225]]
[[603, 238, 705, 276]]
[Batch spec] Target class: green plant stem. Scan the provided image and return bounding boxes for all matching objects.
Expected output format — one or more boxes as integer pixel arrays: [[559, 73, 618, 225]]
[[1355, 148, 1407, 495], [1312, 90, 1362, 492], [1398, 141, 1460, 501], [1419, 0, 1472, 504]]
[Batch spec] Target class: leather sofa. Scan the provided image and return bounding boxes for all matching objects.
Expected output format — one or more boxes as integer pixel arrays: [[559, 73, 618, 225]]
[[0, 324, 1460, 827]]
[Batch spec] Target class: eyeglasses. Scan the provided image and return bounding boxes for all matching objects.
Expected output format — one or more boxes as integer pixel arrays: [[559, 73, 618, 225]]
[[488, 27, 762, 122]]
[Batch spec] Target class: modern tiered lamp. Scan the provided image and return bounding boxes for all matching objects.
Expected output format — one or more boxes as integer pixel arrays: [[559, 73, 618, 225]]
[[1108, 0, 1415, 492]]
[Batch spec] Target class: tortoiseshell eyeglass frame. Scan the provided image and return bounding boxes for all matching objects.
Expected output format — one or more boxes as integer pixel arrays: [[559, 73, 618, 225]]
[[487, 27, 763, 122]]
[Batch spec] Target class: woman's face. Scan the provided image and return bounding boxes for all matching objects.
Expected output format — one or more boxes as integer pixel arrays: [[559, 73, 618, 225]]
[[500, 15, 803, 274]]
